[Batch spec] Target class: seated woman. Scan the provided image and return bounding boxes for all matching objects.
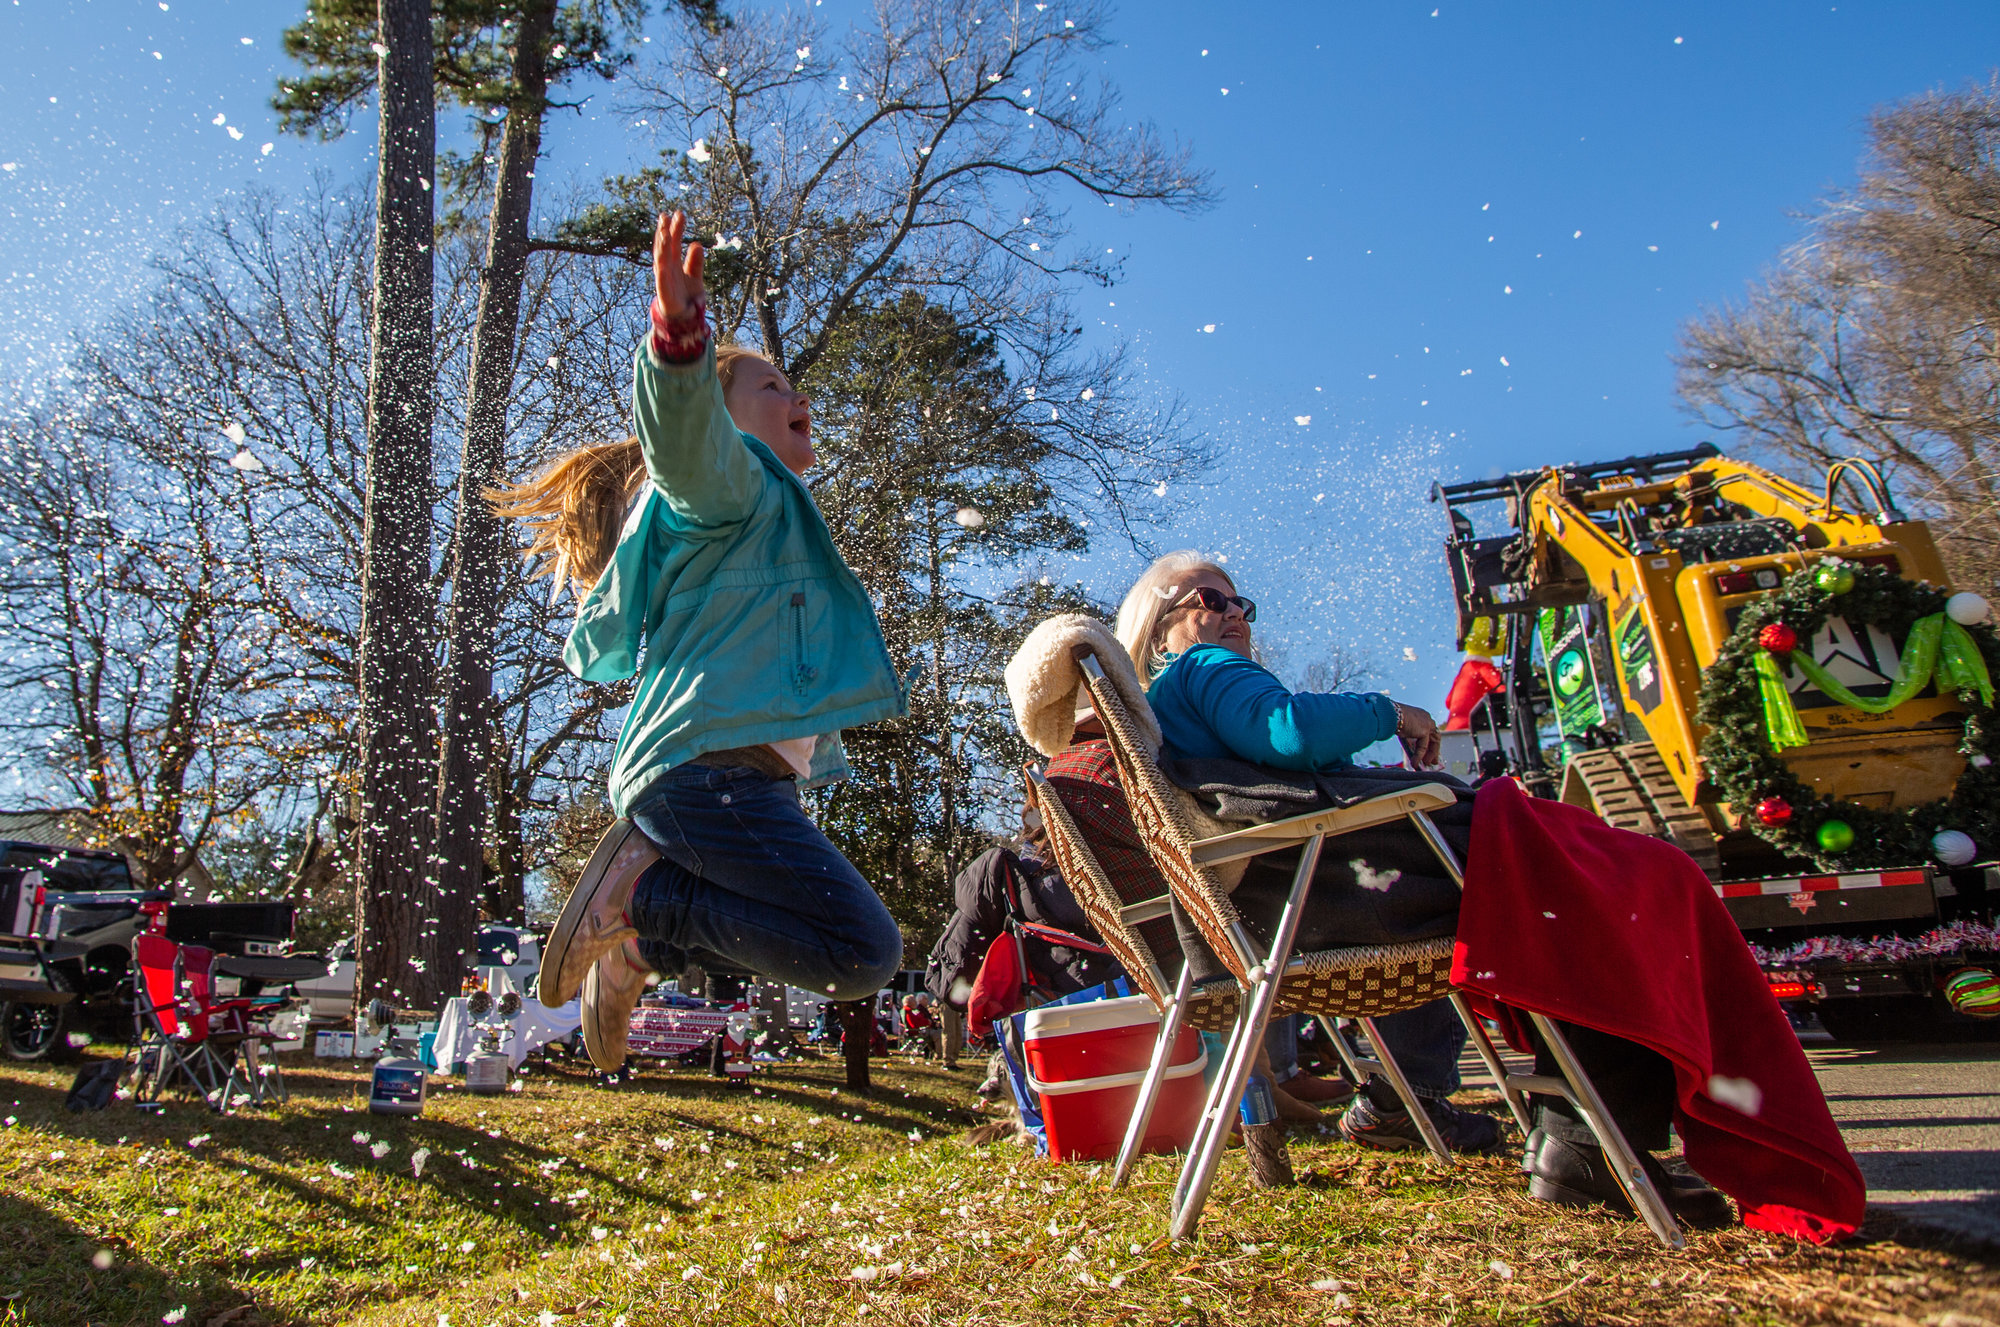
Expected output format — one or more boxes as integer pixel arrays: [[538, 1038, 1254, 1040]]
[[1111, 550, 1729, 1228]]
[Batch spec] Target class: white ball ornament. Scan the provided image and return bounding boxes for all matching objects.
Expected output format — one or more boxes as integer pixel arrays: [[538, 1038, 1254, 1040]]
[[1945, 592, 1989, 625], [1931, 829, 1978, 868]]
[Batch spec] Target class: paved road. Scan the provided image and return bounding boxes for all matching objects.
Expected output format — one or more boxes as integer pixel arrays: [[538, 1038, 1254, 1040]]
[[1805, 1037, 2000, 1247]]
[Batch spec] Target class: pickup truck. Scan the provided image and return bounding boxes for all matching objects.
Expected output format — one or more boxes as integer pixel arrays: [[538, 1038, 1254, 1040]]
[[0, 841, 162, 1061]]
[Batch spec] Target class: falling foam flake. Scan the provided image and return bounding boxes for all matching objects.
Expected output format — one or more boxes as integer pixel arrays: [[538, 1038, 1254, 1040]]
[[1293, 415, 1311, 425], [687, 139, 713, 164], [1352, 860, 1401, 892], [954, 507, 984, 528], [1707, 1074, 1763, 1116]]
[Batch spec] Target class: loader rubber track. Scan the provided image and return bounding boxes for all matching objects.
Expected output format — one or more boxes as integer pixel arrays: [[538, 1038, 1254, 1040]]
[[1560, 742, 1720, 875]]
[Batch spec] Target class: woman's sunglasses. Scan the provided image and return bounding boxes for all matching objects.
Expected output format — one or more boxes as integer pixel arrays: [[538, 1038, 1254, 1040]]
[[1169, 586, 1256, 622]]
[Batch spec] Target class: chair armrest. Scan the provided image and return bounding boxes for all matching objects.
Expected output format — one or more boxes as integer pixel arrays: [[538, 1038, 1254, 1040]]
[[1188, 784, 1458, 868]]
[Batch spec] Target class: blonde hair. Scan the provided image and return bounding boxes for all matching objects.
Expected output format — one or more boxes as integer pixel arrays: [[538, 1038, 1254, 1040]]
[[488, 343, 769, 598], [1113, 550, 1236, 683]]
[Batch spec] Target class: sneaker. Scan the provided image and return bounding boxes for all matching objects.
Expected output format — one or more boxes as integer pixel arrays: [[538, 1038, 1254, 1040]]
[[1338, 1091, 1504, 1154], [539, 819, 658, 1009], [580, 937, 654, 1073], [1522, 1128, 1734, 1230]]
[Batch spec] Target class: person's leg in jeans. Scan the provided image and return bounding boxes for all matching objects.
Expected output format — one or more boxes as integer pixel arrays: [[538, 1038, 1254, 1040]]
[[1367, 999, 1466, 1102], [625, 763, 903, 1001]]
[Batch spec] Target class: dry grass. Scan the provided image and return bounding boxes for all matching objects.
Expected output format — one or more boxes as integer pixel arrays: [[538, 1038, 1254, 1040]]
[[1, 1049, 1994, 1326]]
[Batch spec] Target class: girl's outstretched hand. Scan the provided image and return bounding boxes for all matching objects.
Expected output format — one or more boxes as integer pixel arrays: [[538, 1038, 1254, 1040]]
[[652, 210, 706, 322]]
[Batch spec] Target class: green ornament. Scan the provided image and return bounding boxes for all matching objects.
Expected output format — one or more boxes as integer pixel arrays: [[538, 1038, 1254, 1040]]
[[1814, 563, 1856, 594], [1816, 819, 1855, 853]]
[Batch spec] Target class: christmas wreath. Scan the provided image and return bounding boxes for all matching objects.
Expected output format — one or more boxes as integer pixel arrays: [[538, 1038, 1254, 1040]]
[[1695, 560, 2000, 869]]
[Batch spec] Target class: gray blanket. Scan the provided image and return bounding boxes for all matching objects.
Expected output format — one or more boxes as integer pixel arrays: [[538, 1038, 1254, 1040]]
[[1157, 757, 1477, 981]]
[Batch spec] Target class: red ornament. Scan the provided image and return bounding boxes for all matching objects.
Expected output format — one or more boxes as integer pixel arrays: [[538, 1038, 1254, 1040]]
[[1755, 796, 1794, 827], [1758, 623, 1799, 654]]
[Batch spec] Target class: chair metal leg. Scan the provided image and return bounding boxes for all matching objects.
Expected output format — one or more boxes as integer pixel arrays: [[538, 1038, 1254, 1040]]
[[1319, 1015, 1370, 1087], [1449, 992, 1533, 1138], [1113, 963, 1194, 1189], [1169, 970, 1278, 1239], [1356, 1016, 1453, 1166], [1168, 833, 1325, 1239], [1530, 1013, 1685, 1251]]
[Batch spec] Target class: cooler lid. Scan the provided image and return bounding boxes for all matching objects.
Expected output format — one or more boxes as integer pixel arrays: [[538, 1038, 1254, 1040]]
[[1023, 992, 1161, 1041]]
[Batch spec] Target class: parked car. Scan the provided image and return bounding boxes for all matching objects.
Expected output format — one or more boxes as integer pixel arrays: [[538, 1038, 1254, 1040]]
[[291, 925, 542, 1020]]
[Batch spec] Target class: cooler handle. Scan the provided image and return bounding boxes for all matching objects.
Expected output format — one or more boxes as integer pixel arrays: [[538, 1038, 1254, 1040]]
[[1027, 1044, 1208, 1098]]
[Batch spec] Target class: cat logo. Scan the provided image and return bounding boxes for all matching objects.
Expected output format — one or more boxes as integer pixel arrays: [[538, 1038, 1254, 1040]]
[[1787, 618, 1907, 709], [1786, 890, 1819, 915]]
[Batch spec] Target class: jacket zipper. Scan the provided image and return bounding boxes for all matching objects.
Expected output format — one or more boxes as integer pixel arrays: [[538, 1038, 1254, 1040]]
[[791, 592, 816, 694]]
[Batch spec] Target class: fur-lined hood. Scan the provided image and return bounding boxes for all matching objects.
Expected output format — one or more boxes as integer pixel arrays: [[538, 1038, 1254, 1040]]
[[1004, 614, 1161, 758]]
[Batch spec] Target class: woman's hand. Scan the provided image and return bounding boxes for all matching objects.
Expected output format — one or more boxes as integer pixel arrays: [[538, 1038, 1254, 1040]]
[[652, 210, 706, 322], [1393, 701, 1442, 769]]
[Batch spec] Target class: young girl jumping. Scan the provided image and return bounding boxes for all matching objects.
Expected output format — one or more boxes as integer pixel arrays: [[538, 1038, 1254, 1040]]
[[500, 211, 907, 1069]]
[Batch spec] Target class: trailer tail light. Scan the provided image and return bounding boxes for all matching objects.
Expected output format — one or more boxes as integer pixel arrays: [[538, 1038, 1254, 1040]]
[[1714, 567, 1784, 596], [1765, 979, 1808, 1000]]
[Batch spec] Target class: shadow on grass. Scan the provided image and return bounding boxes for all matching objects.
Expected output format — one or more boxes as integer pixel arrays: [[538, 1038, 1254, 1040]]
[[0, 1187, 264, 1327]]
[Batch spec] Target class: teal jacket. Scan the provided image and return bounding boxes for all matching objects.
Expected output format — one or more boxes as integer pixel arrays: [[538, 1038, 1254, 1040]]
[[1147, 643, 1399, 771], [564, 341, 907, 815]]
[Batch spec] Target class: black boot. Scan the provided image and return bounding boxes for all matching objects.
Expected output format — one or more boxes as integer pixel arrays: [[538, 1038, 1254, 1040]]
[[1523, 1129, 1734, 1230]]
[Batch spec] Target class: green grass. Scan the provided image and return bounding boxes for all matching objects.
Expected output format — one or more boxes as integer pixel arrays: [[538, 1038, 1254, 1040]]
[[1, 1048, 1994, 1326]]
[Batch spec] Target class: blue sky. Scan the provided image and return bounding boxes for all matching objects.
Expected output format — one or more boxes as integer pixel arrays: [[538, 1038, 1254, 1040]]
[[4, 0, 1997, 727]]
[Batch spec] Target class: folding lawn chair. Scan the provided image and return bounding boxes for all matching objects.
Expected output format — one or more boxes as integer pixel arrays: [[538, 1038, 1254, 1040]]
[[130, 931, 228, 1107], [179, 944, 290, 1111], [1072, 647, 1684, 1249]]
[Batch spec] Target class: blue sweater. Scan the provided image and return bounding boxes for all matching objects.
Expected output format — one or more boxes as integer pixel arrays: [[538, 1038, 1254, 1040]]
[[1146, 644, 1400, 771]]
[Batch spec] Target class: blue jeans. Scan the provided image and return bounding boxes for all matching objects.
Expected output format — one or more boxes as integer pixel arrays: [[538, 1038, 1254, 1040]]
[[1367, 999, 1466, 1101], [1266, 1004, 1462, 1099], [625, 762, 903, 1002]]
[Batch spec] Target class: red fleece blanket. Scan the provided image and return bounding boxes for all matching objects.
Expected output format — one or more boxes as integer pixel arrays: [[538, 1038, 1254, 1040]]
[[1450, 778, 1866, 1243]]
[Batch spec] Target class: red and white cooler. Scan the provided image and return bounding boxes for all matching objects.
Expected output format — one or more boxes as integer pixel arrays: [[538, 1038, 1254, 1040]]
[[1023, 993, 1208, 1163]]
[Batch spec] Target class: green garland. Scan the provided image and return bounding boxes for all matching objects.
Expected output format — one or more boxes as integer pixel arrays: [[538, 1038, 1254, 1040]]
[[1695, 561, 2000, 869]]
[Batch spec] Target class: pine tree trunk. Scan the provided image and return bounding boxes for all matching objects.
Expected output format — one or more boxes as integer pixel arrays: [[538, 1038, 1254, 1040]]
[[355, 0, 441, 1008], [433, 0, 557, 975]]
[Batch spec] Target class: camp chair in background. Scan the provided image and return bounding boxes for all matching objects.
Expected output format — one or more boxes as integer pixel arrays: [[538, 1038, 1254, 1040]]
[[130, 931, 226, 1106], [179, 943, 290, 1111], [1074, 648, 1683, 1249]]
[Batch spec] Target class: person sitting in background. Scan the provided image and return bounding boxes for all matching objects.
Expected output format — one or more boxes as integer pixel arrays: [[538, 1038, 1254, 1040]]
[[924, 799, 1122, 1019]]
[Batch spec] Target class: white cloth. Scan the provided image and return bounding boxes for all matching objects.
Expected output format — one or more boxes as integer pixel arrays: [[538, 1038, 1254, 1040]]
[[1004, 614, 1161, 759], [766, 735, 818, 781], [432, 995, 583, 1071]]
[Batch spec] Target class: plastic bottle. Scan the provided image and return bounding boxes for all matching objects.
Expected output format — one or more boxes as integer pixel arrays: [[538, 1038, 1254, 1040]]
[[1239, 1071, 1278, 1128]]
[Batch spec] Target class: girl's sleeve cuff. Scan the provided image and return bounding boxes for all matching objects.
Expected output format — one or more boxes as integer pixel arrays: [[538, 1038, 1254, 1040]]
[[649, 294, 710, 365]]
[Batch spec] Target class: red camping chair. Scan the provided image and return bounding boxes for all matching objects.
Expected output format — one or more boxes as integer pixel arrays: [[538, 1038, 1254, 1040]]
[[179, 944, 290, 1111], [130, 931, 228, 1106], [964, 844, 1117, 1041]]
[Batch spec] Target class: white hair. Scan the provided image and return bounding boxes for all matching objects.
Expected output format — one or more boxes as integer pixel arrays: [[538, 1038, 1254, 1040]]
[[1114, 550, 1236, 684]]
